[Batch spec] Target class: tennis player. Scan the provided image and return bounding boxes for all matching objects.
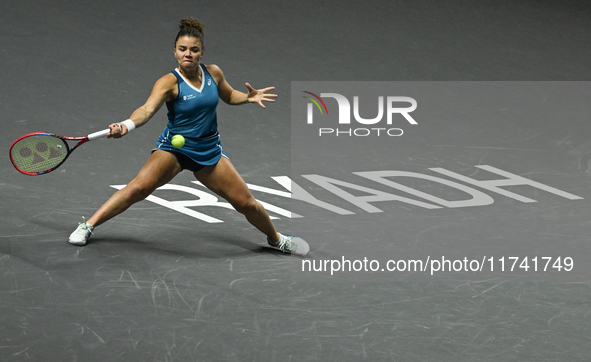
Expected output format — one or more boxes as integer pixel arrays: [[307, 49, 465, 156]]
[[68, 17, 309, 256]]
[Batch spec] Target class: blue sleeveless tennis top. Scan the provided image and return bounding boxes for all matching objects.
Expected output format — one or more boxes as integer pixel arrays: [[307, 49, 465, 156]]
[[166, 64, 219, 137], [154, 64, 226, 166]]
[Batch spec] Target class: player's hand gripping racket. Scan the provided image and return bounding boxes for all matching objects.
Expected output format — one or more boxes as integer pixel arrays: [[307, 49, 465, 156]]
[[9, 129, 110, 175]]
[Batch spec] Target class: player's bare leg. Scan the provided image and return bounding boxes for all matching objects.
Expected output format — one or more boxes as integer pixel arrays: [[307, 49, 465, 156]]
[[195, 157, 309, 255], [195, 156, 278, 241], [69, 150, 182, 245]]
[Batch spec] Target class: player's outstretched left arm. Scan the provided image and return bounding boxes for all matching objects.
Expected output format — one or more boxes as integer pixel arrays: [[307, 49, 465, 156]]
[[208, 64, 277, 108]]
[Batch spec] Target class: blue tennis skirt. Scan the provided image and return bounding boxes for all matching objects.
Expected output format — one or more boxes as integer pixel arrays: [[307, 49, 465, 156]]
[[153, 128, 226, 166]]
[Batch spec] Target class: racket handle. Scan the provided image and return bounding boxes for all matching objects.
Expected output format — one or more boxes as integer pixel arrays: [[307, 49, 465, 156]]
[[88, 128, 111, 141]]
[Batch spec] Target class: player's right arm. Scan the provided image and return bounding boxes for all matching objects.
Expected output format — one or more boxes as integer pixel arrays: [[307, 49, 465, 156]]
[[109, 73, 178, 137]]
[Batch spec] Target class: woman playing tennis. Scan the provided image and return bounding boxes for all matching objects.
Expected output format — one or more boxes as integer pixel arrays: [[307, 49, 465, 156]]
[[68, 17, 309, 256]]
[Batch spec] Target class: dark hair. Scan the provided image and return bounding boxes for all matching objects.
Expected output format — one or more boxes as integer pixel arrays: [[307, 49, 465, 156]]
[[174, 17, 205, 47]]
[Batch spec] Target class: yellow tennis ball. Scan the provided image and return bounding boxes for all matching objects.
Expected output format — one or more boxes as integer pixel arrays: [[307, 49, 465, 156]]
[[171, 135, 185, 148]]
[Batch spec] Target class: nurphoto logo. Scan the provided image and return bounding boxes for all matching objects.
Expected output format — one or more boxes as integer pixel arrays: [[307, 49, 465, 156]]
[[303, 91, 418, 137]]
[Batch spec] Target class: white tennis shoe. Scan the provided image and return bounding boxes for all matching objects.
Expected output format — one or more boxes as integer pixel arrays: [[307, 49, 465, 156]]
[[268, 233, 310, 256], [68, 217, 94, 246]]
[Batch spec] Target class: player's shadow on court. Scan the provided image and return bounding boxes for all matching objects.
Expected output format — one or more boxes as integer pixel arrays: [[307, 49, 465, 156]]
[[32, 218, 308, 259], [96, 237, 309, 258], [85, 235, 267, 259]]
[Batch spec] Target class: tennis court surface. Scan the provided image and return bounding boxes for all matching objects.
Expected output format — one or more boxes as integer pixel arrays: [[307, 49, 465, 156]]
[[1, 1, 590, 360]]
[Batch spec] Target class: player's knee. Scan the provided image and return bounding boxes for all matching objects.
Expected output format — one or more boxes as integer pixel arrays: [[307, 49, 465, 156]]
[[233, 197, 258, 216], [123, 182, 153, 202]]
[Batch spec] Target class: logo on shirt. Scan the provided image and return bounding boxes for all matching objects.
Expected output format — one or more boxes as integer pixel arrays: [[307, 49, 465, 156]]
[[183, 94, 197, 101]]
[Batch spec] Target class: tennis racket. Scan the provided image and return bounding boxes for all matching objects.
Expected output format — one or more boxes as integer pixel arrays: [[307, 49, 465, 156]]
[[9, 129, 111, 175]]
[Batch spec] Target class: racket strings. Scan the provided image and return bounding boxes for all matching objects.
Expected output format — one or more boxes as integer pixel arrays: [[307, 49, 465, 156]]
[[10, 135, 68, 173]]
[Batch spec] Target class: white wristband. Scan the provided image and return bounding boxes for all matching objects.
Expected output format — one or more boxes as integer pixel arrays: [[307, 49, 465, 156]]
[[121, 119, 136, 132]]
